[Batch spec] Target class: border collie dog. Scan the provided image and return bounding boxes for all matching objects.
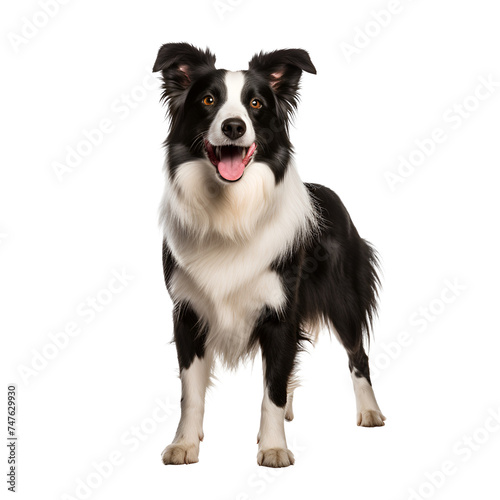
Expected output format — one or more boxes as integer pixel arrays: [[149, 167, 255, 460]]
[[154, 43, 385, 468]]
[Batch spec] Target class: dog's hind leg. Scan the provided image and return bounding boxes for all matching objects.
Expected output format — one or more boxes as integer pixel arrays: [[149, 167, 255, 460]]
[[284, 372, 300, 422], [320, 240, 385, 427], [348, 346, 385, 427], [285, 391, 294, 422], [329, 301, 385, 427]]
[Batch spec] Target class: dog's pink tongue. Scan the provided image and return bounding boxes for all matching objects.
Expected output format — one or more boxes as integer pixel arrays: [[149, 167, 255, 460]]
[[218, 148, 245, 181]]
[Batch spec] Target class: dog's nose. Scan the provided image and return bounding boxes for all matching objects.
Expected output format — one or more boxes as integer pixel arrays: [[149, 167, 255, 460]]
[[221, 118, 246, 140]]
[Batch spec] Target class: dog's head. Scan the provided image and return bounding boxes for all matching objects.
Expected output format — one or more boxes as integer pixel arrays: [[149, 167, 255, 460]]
[[153, 43, 316, 183]]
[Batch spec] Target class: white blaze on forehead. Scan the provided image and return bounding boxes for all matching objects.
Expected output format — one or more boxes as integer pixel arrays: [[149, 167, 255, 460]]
[[207, 71, 255, 146], [222, 71, 247, 117]]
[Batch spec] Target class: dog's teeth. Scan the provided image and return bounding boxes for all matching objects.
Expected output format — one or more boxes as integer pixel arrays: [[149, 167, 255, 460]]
[[242, 148, 246, 159]]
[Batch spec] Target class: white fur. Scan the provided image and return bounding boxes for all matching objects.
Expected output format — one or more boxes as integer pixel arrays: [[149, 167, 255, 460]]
[[160, 157, 316, 367], [206, 71, 256, 147], [257, 373, 295, 467], [284, 391, 295, 422], [162, 354, 213, 464], [351, 372, 386, 427]]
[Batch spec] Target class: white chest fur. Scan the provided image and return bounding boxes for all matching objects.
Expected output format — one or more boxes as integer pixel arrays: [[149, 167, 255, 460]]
[[170, 246, 284, 365], [160, 159, 316, 366]]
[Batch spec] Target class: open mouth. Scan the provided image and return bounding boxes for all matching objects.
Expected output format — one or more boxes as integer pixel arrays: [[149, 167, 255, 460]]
[[204, 140, 257, 182]]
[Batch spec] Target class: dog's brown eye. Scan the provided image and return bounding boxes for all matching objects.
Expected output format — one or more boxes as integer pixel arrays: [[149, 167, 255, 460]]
[[250, 98, 262, 109], [203, 95, 215, 106]]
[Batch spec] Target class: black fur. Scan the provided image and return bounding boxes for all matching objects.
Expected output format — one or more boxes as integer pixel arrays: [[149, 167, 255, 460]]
[[163, 240, 207, 370], [298, 183, 379, 387], [250, 248, 309, 408], [251, 307, 299, 407], [163, 68, 228, 179], [173, 303, 207, 371], [248, 49, 317, 122]]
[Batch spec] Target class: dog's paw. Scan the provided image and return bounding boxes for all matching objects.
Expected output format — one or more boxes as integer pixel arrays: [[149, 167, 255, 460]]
[[357, 410, 386, 427], [257, 448, 295, 468], [161, 443, 199, 465]]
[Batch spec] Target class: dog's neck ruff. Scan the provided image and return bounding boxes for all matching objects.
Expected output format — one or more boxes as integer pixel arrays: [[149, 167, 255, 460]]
[[160, 158, 317, 253]]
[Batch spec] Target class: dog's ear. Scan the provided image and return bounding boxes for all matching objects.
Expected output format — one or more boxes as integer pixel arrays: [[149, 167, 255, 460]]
[[153, 43, 216, 107], [248, 49, 316, 116]]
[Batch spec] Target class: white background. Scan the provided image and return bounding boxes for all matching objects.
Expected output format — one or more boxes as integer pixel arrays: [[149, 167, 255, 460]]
[[2, 0, 500, 499]]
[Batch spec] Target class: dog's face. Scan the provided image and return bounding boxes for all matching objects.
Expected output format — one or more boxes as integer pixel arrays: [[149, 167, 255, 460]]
[[153, 43, 316, 183]]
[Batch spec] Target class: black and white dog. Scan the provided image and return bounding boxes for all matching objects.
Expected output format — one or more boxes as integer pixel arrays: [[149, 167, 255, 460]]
[[154, 43, 385, 468]]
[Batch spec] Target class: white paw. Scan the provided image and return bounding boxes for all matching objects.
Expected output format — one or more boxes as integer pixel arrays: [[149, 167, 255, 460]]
[[357, 409, 386, 427], [257, 448, 295, 468], [161, 443, 199, 465]]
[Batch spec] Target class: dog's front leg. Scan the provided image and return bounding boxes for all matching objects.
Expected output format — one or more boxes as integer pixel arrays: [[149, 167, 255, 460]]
[[254, 309, 297, 468], [162, 304, 211, 465]]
